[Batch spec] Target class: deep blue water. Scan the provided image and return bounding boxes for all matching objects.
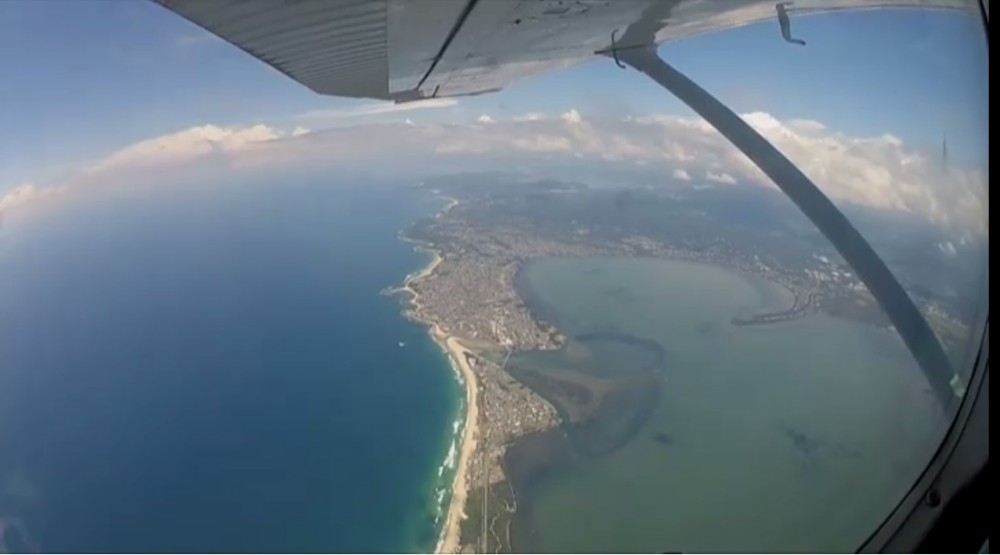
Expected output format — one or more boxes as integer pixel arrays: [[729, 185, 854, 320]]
[[0, 179, 458, 552]]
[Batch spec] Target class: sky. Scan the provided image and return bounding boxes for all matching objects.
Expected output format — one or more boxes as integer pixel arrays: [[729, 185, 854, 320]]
[[0, 1, 989, 236]]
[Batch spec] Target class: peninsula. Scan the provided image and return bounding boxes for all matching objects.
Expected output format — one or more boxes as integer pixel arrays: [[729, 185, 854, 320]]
[[386, 174, 971, 553]]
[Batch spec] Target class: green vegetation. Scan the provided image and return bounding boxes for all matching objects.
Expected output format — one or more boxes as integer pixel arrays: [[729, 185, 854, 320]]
[[460, 481, 516, 554]]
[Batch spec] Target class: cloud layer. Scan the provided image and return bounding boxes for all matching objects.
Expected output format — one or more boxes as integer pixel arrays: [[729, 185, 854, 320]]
[[85, 124, 283, 175], [3, 109, 987, 235], [293, 97, 458, 123], [0, 183, 46, 213]]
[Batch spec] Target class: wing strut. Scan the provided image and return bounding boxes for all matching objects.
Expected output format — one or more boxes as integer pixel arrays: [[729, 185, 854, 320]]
[[615, 46, 962, 408], [777, 2, 807, 45]]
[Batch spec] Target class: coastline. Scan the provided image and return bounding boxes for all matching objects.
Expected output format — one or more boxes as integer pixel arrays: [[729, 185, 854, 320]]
[[405, 238, 806, 553], [396, 197, 479, 554], [433, 332, 479, 554]]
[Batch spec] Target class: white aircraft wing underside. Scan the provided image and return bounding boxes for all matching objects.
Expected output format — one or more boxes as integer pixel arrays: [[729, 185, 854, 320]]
[[155, 0, 971, 102]]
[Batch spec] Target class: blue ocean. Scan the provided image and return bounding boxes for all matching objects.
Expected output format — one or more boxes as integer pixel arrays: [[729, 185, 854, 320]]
[[0, 179, 459, 552]]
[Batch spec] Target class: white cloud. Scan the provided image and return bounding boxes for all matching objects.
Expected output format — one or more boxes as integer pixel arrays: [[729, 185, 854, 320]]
[[291, 126, 310, 137], [938, 241, 958, 256], [429, 109, 984, 233], [477, 114, 495, 124], [515, 112, 546, 122], [512, 135, 573, 153], [706, 170, 737, 185], [561, 109, 584, 125], [0, 183, 48, 213], [294, 97, 458, 122], [3, 110, 988, 237], [786, 119, 827, 134], [86, 124, 281, 175]]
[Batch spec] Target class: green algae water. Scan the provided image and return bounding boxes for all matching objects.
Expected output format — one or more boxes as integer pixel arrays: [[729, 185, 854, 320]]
[[509, 257, 945, 553]]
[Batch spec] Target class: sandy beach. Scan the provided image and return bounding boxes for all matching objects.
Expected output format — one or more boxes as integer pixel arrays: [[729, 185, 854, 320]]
[[409, 250, 442, 285], [434, 332, 479, 554]]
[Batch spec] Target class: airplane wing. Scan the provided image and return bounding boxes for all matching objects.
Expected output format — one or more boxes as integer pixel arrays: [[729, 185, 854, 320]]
[[154, 0, 968, 102]]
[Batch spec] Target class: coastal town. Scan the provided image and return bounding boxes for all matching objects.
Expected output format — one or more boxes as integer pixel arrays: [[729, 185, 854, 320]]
[[386, 183, 970, 553]]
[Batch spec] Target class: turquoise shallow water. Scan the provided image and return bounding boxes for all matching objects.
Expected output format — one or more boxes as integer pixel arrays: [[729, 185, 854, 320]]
[[511, 256, 946, 553], [0, 180, 459, 553]]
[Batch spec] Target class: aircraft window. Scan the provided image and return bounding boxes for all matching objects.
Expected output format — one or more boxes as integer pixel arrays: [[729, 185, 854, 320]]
[[0, 1, 987, 553]]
